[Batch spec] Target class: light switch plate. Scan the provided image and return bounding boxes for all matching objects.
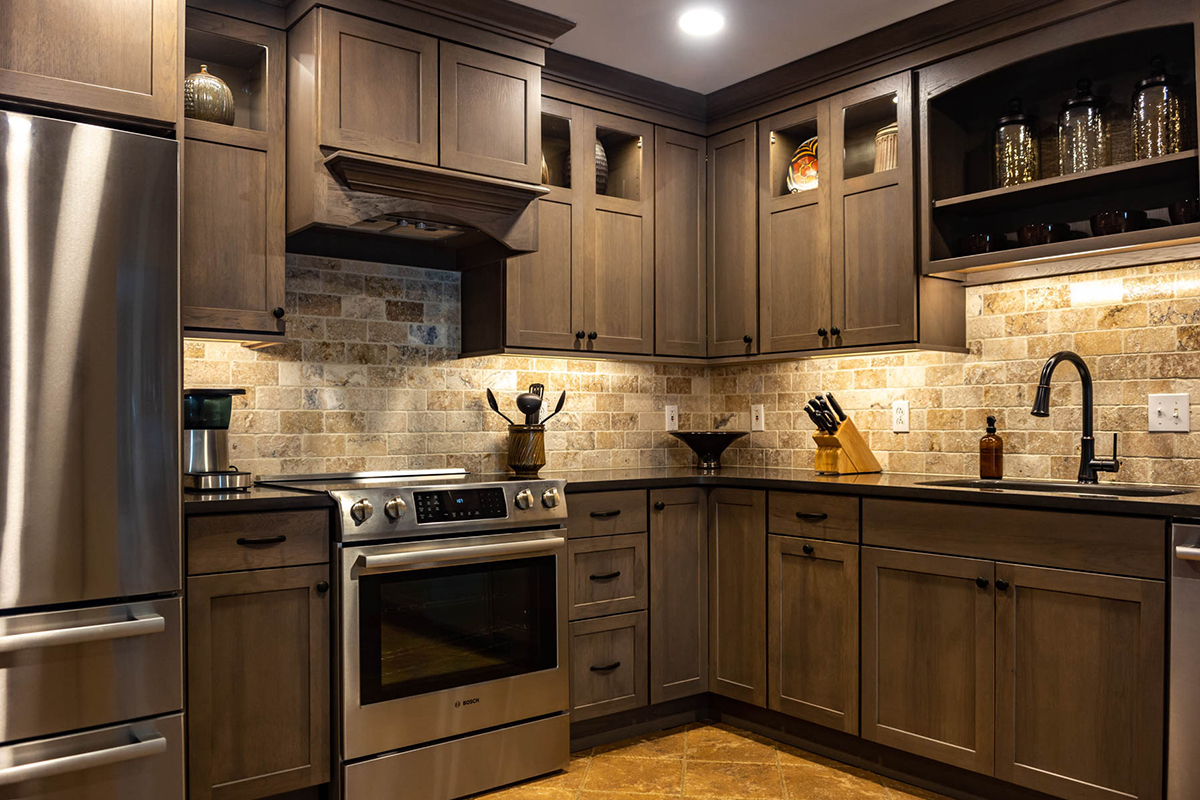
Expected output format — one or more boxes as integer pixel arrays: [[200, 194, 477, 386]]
[[665, 405, 679, 431], [1149, 393, 1189, 432], [751, 404, 765, 432], [892, 400, 910, 433]]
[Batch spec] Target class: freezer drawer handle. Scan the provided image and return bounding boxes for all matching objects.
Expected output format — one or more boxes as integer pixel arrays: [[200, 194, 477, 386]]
[[356, 537, 566, 575], [1176, 545, 1200, 561], [0, 613, 165, 654], [0, 731, 166, 786]]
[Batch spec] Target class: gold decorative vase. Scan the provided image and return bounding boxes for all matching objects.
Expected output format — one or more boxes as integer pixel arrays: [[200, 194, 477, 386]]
[[507, 424, 546, 476], [184, 65, 236, 126]]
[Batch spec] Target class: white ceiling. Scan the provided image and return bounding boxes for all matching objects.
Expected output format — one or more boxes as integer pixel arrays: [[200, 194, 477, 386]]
[[520, 0, 955, 95]]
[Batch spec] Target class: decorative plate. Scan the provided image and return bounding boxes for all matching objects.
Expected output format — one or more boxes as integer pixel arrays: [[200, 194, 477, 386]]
[[786, 136, 818, 193]]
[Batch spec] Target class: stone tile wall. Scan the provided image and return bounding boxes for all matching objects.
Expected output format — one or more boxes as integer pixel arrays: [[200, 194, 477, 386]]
[[184, 255, 1200, 485]]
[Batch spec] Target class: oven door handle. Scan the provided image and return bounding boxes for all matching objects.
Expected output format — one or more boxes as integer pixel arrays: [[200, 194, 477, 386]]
[[356, 536, 566, 575]]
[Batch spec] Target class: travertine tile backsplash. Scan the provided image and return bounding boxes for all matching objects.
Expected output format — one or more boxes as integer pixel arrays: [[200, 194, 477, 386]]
[[184, 254, 1200, 485]]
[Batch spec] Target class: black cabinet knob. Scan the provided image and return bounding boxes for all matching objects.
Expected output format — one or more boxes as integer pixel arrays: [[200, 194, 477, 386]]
[[830, 326, 841, 337], [575, 330, 586, 339], [995, 578, 1010, 591], [587, 331, 598, 340], [802, 544, 815, 555], [272, 306, 286, 319], [654, 501, 666, 510], [817, 327, 828, 337], [976, 576, 989, 589], [743, 334, 753, 344], [316, 581, 329, 593]]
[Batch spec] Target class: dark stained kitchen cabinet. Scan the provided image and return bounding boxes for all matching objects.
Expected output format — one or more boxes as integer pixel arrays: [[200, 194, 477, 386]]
[[569, 611, 649, 722], [708, 488, 767, 707], [0, 0, 179, 125], [768, 535, 858, 733], [649, 488, 708, 703], [995, 564, 1164, 800], [654, 127, 707, 357], [861, 547, 995, 774], [707, 122, 759, 357]]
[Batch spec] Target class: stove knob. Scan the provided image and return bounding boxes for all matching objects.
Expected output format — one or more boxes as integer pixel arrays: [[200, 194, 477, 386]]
[[350, 499, 373, 524], [514, 489, 534, 511], [542, 487, 561, 509], [385, 497, 407, 521]]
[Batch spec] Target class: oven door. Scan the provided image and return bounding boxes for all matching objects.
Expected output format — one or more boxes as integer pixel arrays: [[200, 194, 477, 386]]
[[340, 530, 569, 759]]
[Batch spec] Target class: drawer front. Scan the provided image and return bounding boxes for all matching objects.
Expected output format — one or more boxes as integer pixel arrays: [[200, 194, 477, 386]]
[[568, 491, 647, 539], [187, 510, 329, 575], [569, 611, 648, 721], [769, 492, 859, 542], [0, 599, 182, 745], [0, 713, 184, 800], [862, 499, 1166, 579], [568, 533, 648, 620]]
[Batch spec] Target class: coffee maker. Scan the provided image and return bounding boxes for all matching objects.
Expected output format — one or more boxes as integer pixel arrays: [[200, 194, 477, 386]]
[[183, 388, 253, 491]]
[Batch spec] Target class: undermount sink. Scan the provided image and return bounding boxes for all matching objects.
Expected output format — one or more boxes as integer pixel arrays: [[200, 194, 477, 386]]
[[918, 478, 1193, 498]]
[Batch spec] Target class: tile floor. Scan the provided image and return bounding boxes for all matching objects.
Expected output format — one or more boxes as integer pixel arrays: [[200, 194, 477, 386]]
[[469, 723, 950, 799]]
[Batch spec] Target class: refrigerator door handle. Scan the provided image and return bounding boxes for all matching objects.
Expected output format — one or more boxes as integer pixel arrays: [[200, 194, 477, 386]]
[[0, 612, 165, 654], [0, 731, 167, 786]]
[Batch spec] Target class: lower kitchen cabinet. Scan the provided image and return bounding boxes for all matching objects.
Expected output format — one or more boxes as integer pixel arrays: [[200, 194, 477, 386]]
[[187, 564, 331, 800], [649, 488, 708, 702], [569, 611, 649, 721], [568, 532, 648, 621], [861, 547, 995, 774], [767, 535, 858, 733], [995, 564, 1164, 800], [708, 489, 767, 706]]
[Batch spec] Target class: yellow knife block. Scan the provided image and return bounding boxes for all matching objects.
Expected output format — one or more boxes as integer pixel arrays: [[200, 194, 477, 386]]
[[812, 417, 882, 475]]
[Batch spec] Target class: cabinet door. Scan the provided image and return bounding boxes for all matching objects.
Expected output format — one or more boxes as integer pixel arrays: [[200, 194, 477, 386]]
[[759, 102, 832, 353], [505, 197, 582, 349], [708, 488, 767, 706], [707, 123, 759, 357], [0, 0, 178, 124], [187, 565, 331, 800], [830, 72, 917, 346], [862, 547, 994, 774], [995, 564, 1165, 800], [654, 127, 707, 357], [578, 109, 655, 355], [440, 42, 540, 183], [649, 488, 708, 703], [569, 611, 649, 722], [316, 9, 438, 164], [768, 536, 859, 733]]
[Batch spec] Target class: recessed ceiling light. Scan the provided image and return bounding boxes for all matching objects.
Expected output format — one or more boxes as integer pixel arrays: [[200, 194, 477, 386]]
[[678, 7, 725, 37]]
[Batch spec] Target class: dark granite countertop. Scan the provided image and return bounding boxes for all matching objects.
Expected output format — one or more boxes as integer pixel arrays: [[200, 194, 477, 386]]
[[184, 465, 1200, 519]]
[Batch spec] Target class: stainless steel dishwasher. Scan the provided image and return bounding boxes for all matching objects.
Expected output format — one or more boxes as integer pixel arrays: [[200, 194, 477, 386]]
[[1170, 524, 1200, 799]]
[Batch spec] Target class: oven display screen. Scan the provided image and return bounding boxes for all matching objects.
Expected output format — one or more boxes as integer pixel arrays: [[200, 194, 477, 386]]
[[413, 488, 506, 523]]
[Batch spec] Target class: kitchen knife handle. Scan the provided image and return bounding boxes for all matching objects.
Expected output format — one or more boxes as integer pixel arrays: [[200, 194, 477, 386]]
[[825, 393, 847, 421]]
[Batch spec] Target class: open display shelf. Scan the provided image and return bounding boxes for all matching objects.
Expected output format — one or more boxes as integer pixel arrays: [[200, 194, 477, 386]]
[[843, 92, 897, 180], [597, 126, 643, 201], [184, 28, 269, 148], [768, 117, 819, 198], [540, 112, 571, 189]]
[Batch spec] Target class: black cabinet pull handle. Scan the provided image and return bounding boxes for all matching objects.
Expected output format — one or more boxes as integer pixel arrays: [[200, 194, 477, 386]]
[[795, 512, 828, 523], [976, 576, 990, 589], [236, 535, 287, 546], [590, 571, 621, 581], [272, 307, 285, 319], [654, 501, 666, 511], [817, 327, 828, 337], [587, 331, 598, 340], [575, 330, 586, 339], [590, 662, 621, 672], [802, 544, 815, 555], [316, 581, 329, 593], [590, 510, 621, 519], [830, 326, 841, 337], [995, 578, 1010, 591], [743, 334, 753, 344]]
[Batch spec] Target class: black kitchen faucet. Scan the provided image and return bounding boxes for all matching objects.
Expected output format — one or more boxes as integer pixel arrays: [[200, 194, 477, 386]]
[[1030, 350, 1120, 484]]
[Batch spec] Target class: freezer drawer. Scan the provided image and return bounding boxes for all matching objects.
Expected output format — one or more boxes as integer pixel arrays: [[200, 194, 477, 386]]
[[0, 598, 182, 744], [0, 713, 183, 800]]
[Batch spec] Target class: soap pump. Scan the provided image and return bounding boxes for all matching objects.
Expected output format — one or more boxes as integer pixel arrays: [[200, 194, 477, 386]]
[[980, 415, 1004, 479]]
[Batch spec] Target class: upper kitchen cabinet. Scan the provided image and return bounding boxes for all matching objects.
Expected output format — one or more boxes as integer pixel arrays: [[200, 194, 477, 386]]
[[181, 9, 286, 337], [0, 0, 179, 126], [921, 0, 1200, 282], [708, 123, 759, 357], [655, 127, 707, 358]]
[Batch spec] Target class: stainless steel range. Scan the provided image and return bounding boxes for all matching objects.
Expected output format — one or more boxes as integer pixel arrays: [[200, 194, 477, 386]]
[[259, 470, 570, 800]]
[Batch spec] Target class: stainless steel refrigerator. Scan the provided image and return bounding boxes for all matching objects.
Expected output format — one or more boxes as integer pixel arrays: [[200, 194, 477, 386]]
[[0, 111, 184, 798]]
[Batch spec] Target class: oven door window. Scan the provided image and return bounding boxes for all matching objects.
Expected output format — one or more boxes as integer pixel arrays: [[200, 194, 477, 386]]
[[359, 555, 558, 705]]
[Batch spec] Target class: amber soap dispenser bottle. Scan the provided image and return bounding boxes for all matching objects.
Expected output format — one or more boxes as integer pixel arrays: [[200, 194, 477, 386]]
[[980, 415, 1003, 479]]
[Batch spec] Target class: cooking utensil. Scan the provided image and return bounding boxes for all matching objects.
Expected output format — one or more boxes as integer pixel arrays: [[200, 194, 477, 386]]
[[814, 397, 841, 431], [530, 383, 544, 399], [541, 391, 568, 424], [825, 393, 847, 421], [802, 405, 827, 431], [517, 392, 542, 425], [805, 400, 836, 433], [486, 388, 516, 425]]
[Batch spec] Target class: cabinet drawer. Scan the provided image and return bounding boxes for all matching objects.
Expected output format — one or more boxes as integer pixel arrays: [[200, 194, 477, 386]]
[[187, 510, 330, 575], [568, 533, 648, 620], [769, 492, 859, 542], [568, 491, 647, 538], [569, 611, 648, 722], [862, 499, 1166, 579]]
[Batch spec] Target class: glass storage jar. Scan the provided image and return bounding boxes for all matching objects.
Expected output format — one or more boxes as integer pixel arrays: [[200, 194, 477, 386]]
[[994, 98, 1039, 187], [1133, 57, 1189, 160], [1059, 78, 1111, 175]]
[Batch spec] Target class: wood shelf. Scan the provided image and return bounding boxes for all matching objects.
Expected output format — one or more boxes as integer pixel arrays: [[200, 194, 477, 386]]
[[184, 119, 268, 151]]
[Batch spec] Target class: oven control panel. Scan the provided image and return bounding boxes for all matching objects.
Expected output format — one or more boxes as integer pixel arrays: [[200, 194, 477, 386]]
[[413, 488, 508, 523]]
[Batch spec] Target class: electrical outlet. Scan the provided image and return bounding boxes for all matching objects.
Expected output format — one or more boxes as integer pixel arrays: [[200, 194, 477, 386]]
[[1149, 393, 1190, 432], [892, 400, 910, 433], [665, 404, 679, 431], [751, 404, 765, 432]]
